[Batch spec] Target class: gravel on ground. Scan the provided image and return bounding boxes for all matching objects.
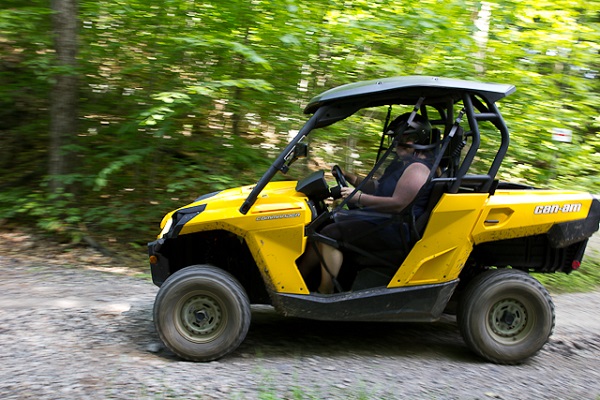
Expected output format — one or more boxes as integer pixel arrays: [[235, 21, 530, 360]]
[[0, 231, 599, 400]]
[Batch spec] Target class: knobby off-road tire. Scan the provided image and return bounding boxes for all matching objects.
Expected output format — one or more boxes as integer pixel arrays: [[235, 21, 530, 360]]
[[457, 269, 555, 364], [153, 265, 251, 362]]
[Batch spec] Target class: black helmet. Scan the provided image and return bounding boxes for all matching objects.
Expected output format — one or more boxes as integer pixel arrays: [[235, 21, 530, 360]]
[[386, 113, 433, 147]]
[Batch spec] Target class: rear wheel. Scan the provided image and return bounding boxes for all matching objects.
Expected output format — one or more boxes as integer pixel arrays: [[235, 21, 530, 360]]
[[457, 269, 554, 364], [154, 265, 251, 362]]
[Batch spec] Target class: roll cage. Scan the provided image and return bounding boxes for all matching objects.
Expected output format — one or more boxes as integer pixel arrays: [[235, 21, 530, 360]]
[[240, 76, 516, 215]]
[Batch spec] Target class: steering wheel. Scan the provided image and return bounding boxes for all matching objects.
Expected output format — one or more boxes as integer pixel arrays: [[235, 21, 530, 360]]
[[332, 165, 348, 187]]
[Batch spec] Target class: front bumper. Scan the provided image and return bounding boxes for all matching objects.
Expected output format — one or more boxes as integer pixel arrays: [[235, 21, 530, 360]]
[[148, 238, 170, 287]]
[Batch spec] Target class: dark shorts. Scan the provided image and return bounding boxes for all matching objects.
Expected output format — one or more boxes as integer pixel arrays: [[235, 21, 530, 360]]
[[320, 210, 408, 253]]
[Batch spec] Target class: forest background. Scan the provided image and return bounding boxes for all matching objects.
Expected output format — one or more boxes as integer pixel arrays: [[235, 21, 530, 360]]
[[1, 0, 599, 261]]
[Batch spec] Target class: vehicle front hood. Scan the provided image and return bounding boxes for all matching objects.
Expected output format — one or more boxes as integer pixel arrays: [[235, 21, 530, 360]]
[[157, 181, 310, 239]]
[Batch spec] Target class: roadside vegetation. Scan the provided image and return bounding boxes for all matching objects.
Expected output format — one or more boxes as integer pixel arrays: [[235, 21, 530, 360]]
[[535, 255, 600, 294], [1, 1, 598, 284]]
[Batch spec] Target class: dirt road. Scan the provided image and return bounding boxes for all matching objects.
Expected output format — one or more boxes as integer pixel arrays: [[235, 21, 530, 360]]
[[0, 233, 599, 399]]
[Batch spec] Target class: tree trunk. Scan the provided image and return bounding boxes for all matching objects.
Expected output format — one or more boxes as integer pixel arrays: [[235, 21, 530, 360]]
[[49, 0, 78, 193], [473, 1, 491, 75]]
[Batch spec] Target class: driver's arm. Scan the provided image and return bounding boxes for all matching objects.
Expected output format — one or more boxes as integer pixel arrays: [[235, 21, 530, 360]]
[[344, 162, 429, 212], [337, 169, 377, 194]]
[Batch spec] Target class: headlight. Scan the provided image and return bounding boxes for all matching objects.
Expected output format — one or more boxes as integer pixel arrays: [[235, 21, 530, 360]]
[[159, 217, 174, 238], [158, 204, 206, 239]]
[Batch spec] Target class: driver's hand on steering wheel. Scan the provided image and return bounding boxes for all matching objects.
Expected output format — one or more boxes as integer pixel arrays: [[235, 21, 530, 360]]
[[341, 187, 359, 203]]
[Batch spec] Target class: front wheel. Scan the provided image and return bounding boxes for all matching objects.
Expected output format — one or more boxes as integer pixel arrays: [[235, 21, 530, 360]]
[[457, 269, 555, 364], [153, 265, 251, 362]]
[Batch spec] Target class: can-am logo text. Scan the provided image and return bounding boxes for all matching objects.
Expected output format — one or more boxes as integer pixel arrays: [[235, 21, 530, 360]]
[[534, 204, 581, 215]]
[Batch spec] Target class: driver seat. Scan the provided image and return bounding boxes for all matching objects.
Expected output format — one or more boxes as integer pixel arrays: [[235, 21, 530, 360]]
[[343, 126, 459, 289]]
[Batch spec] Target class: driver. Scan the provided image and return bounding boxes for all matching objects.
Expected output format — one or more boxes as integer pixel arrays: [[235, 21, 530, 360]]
[[299, 113, 436, 294]]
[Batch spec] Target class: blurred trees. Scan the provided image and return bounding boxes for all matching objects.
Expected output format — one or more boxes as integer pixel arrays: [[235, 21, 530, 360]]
[[0, 0, 598, 247], [49, 0, 78, 193]]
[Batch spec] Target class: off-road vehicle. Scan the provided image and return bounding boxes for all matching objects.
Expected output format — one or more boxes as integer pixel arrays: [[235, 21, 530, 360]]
[[148, 76, 600, 364]]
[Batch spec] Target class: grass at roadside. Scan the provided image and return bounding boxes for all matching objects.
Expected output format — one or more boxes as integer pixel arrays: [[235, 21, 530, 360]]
[[534, 255, 600, 294]]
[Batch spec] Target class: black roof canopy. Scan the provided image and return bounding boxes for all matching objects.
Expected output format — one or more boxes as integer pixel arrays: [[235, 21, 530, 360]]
[[304, 76, 516, 114]]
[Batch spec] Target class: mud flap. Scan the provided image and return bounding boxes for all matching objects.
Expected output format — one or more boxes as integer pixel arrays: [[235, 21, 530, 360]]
[[547, 198, 600, 248], [148, 238, 170, 287]]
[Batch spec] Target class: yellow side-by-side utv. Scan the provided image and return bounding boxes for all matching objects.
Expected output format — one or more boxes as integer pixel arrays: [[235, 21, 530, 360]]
[[148, 76, 600, 364]]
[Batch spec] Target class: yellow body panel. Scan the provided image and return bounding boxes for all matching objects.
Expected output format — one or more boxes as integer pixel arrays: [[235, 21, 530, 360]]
[[245, 225, 309, 294], [389, 189, 594, 288], [390, 193, 488, 287], [162, 180, 595, 295], [471, 190, 594, 244], [163, 181, 311, 295]]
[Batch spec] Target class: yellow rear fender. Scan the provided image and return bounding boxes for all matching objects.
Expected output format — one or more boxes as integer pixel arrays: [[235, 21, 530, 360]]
[[471, 190, 595, 244], [390, 190, 597, 288]]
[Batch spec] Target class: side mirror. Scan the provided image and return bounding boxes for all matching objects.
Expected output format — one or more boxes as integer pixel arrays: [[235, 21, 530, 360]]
[[281, 142, 308, 173], [292, 142, 308, 160]]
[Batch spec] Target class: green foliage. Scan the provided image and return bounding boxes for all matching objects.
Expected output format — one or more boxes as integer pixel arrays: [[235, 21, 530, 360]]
[[0, 189, 84, 241], [94, 150, 151, 190], [1, 0, 598, 253], [535, 256, 600, 294]]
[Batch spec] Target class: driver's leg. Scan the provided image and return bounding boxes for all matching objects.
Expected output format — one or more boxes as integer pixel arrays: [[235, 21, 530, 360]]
[[317, 243, 343, 294]]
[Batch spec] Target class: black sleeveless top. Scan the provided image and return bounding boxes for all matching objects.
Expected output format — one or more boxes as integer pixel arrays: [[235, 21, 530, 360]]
[[373, 154, 434, 218]]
